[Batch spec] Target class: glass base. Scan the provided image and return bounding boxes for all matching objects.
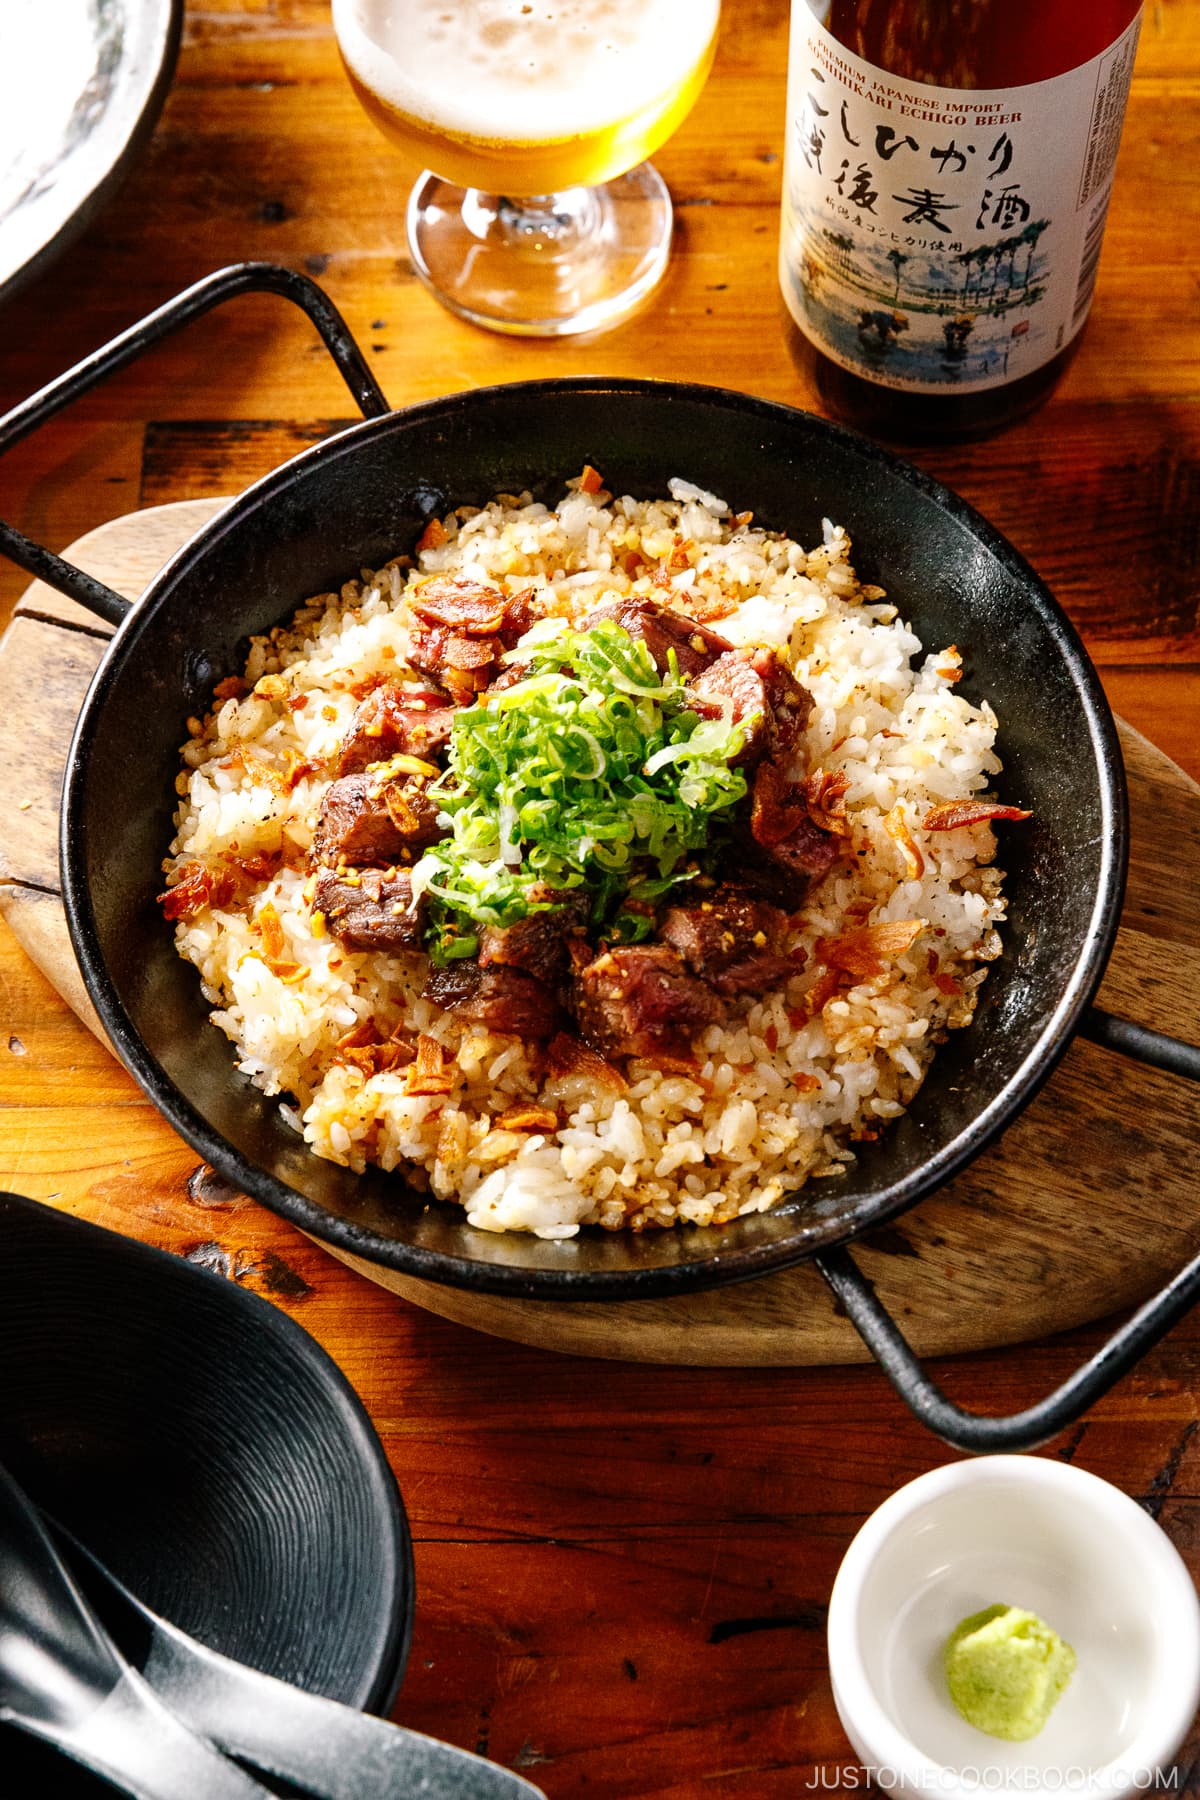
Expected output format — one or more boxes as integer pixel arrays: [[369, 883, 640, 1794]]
[[405, 165, 673, 338]]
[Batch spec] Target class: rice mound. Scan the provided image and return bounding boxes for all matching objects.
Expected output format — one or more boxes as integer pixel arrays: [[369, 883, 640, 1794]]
[[165, 475, 1009, 1239]]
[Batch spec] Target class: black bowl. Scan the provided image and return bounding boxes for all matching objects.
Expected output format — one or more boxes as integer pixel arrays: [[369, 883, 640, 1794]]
[[0, 1192, 413, 1794], [62, 379, 1126, 1300]]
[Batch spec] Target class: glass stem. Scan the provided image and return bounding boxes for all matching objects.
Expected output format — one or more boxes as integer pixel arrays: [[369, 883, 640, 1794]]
[[494, 189, 602, 250]]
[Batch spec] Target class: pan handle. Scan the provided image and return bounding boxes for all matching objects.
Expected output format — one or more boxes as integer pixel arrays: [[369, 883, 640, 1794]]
[[0, 262, 389, 627], [1078, 1005, 1200, 1081], [816, 1013, 1200, 1452], [815, 1242, 1200, 1454]]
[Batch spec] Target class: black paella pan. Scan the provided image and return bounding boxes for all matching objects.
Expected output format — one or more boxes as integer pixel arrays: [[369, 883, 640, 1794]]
[[2, 264, 1197, 1452]]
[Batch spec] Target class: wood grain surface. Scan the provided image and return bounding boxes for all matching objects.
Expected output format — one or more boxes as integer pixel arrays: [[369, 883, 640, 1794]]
[[1, 2, 1198, 1791]]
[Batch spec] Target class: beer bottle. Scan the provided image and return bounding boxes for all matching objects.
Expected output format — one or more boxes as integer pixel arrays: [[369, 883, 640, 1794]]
[[779, 1, 1143, 439]]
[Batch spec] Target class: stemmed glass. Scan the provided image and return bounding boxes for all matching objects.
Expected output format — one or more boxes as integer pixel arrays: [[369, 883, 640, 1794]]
[[332, 0, 721, 337]]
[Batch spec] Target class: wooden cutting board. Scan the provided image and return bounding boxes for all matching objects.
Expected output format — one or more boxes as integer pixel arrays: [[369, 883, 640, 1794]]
[[3, 499, 1198, 1366]]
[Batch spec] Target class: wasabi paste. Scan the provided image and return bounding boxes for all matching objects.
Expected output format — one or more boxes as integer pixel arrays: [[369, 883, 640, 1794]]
[[943, 1604, 1076, 1741]]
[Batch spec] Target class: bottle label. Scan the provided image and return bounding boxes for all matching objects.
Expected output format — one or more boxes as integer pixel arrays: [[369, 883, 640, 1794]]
[[779, 9, 1141, 394]]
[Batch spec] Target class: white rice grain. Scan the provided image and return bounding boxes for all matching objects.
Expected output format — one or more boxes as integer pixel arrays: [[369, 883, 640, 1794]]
[[162, 477, 1014, 1236]]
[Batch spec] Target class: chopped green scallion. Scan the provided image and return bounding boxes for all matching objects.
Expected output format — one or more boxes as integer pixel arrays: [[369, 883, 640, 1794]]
[[414, 620, 755, 962]]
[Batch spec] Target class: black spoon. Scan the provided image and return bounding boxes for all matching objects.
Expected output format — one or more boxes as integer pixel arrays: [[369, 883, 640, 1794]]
[[0, 1458, 270, 1799]]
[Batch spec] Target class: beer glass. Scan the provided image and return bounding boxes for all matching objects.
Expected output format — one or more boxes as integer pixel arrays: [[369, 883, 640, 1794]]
[[332, 0, 721, 337]]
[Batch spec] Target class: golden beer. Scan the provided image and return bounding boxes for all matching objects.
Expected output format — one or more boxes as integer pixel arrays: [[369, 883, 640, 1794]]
[[333, 0, 720, 195]]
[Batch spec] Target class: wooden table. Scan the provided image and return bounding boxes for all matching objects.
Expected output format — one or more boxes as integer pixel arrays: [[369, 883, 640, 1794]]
[[2, 2, 1198, 1790]]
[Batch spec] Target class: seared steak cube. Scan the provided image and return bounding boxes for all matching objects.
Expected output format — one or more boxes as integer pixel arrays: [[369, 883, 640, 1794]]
[[336, 683, 456, 776], [406, 579, 538, 702], [477, 887, 589, 987], [407, 623, 500, 702], [659, 884, 793, 994], [313, 865, 423, 952], [581, 599, 732, 678], [424, 961, 560, 1037], [733, 826, 843, 910], [689, 648, 813, 766], [410, 578, 511, 635], [723, 762, 846, 906], [313, 771, 444, 866], [573, 944, 720, 1059]]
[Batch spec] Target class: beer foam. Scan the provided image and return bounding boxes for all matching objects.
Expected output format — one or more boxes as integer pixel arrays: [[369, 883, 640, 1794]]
[[333, 0, 720, 145]]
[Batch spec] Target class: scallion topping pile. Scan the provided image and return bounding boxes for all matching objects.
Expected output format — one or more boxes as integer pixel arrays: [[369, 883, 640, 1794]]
[[412, 621, 753, 961]]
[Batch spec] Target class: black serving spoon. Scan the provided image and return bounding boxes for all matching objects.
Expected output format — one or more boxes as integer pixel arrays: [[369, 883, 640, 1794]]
[[0, 1459, 270, 1799], [1, 1456, 546, 1799], [51, 1520, 549, 1800]]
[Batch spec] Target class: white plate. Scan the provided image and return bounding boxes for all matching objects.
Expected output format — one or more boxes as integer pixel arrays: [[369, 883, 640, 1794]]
[[0, 0, 181, 304]]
